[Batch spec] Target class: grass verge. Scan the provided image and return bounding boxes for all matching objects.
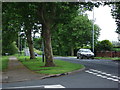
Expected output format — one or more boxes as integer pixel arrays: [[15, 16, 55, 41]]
[[17, 56, 85, 75], [95, 57, 120, 60], [0, 56, 9, 71]]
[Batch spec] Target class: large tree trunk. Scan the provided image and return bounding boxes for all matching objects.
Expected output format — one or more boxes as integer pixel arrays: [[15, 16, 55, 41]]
[[42, 23, 55, 67], [26, 30, 35, 59], [71, 46, 74, 56], [39, 4, 55, 67]]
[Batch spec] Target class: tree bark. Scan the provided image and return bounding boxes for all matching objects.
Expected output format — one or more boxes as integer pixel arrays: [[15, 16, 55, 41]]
[[42, 23, 55, 67], [26, 30, 35, 59], [39, 4, 55, 67], [71, 46, 74, 56]]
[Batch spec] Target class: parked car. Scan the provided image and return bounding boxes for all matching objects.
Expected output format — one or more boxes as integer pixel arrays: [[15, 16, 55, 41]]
[[77, 49, 94, 59]]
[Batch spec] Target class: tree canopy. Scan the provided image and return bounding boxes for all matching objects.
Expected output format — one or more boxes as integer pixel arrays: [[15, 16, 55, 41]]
[[104, 2, 120, 34], [2, 2, 110, 67], [52, 14, 100, 56], [111, 2, 120, 34]]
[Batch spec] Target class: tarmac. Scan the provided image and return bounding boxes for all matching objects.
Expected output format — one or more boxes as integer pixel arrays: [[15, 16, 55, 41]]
[[1, 56, 85, 83]]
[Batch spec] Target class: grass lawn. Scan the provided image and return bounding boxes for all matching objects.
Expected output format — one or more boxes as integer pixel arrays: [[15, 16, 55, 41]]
[[17, 56, 85, 75], [95, 57, 120, 60], [0, 56, 9, 71]]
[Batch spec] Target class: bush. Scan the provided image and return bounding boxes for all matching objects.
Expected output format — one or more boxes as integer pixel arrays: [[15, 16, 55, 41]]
[[2, 42, 18, 55], [95, 40, 113, 51]]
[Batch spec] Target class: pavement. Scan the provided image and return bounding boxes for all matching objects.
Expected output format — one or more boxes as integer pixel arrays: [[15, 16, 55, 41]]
[[2, 56, 47, 83], [2, 56, 85, 83]]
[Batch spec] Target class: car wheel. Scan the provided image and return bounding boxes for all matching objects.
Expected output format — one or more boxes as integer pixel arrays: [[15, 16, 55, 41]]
[[92, 57, 94, 59], [80, 56, 83, 59], [77, 57, 79, 59]]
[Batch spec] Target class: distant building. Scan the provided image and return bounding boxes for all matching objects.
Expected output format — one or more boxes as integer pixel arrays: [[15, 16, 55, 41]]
[[35, 35, 40, 38], [112, 41, 120, 47]]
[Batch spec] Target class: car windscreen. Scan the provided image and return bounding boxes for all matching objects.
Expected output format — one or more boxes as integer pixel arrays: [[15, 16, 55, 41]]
[[80, 50, 91, 52]]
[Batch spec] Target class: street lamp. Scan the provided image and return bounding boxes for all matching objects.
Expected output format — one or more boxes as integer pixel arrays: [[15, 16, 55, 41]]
[[18, 32, 20, 56], [42, 38, 44, 62], [92, 6, 95, 53], [18, 32, 26, 55]]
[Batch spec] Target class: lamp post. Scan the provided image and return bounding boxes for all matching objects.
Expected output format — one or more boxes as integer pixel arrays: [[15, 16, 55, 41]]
[[18, 32, 20, 56], [42, 38, 44, 62], [92, 6, 95, 53]]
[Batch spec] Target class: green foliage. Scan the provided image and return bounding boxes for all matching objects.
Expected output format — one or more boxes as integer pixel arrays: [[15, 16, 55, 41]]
[[112, 47, 120, 51], [17, 56, 85, 74], [95, 40, 113, 51], [2, 3, 21, 45], [110, 2, 120, 34], [33, 38, 42, 50], [2, 42, 18, 55], [52, 14, 100, 56], [2, 2, 102, 66]]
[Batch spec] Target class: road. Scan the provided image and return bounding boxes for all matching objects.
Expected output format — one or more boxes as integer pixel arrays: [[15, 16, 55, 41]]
[[2, 56, 120, 89]]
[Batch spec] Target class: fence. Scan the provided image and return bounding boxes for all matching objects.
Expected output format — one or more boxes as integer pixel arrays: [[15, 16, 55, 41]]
[[96, 51, 120, 57]]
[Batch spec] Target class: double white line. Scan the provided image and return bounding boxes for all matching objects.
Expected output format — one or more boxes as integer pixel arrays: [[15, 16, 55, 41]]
[[85, 69, 120, 83]]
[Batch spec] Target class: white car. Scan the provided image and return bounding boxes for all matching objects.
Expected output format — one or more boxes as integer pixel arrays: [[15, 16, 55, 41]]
[[77, 49, 94, 59]]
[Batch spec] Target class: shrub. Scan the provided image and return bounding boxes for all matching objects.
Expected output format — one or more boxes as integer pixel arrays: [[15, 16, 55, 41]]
[[95, 40, 113, 51], [2, 42, 18, 55]]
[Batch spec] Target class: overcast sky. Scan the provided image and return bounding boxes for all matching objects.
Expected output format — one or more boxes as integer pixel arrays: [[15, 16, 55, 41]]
[[86, 5, 118, 42]]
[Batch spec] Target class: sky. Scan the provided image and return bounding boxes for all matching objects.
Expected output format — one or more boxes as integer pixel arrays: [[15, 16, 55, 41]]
[[86, 5, 118, 42]]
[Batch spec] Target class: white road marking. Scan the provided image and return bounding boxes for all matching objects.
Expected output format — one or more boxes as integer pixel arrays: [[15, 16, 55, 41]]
[[85, 70, 98, 75], [4, 85, 65, 89], [107, 78, 114, 80], [44, 85, 65, 88], [90, 69, 120, 79], [4, 86, 44, 89], [110, 78, 119, 82], [100, 76, 107, 79], [96, 74, 102, 77], [85, 69, 120, 83], [111, 76, 120, 79]]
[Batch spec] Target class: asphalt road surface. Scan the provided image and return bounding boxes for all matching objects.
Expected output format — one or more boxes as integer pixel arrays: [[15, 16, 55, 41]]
[[2, 56, 120, 89]]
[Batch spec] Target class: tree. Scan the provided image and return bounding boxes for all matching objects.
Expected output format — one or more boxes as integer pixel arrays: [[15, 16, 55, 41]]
[[2, 42, 18, 55], [17, 3, 39, 59], [50, 2, 101, 56], [52, 14, 100, 56], [2, 3, 21, 55], [104, 2, 120, 34], [34, 38, 42, 50], [37, 2, 80, 66], [2, 2, 101, 67], [110, 2, 120, 34], [95, 40, 113, 51], [2, 2, 40, 59]]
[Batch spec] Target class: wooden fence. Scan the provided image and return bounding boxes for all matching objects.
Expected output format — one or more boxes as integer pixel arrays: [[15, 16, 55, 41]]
[[96, 51, 120, 57]]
